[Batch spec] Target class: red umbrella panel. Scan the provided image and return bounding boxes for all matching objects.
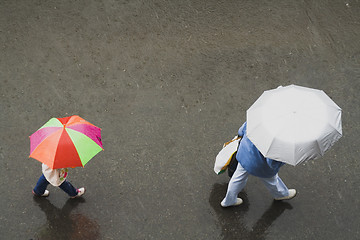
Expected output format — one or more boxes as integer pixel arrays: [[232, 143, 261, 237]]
[[30, 115, 103, 169]]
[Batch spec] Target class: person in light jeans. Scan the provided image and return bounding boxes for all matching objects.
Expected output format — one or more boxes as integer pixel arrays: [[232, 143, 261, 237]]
[[221, 122, 296, 207], [33, 163, 85, 198]]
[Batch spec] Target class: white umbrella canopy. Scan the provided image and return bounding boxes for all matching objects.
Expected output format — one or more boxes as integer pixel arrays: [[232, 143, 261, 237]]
[[246, 85, 342, 166]]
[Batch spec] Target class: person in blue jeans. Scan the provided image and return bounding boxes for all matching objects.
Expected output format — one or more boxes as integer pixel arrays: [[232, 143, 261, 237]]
[[33, 163, 85, 198], [221, 122, 296, 207]]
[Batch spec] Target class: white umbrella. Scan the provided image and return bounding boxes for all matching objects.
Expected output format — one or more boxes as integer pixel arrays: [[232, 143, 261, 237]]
[[246, 85, 342, 166]]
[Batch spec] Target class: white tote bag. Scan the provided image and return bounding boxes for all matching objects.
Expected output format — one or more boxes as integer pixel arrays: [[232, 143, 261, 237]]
[[214, 136, 241, 175]]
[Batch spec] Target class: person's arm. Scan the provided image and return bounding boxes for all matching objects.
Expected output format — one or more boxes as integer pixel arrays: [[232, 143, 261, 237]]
[[238, 122, 247, 137], [266, 159, 285, 170]]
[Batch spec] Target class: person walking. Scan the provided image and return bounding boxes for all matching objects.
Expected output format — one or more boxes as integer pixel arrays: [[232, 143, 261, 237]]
[[221, 122, 296, 207], [32, 163, 85, 198]]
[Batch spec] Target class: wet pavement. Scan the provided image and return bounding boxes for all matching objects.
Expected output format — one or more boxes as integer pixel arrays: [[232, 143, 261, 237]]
[[1, 0, 359, 239]]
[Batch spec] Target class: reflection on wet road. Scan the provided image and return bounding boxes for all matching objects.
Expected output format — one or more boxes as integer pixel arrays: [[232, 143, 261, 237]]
[[32, 197, 100, 240], [210, 183, 293, 240]]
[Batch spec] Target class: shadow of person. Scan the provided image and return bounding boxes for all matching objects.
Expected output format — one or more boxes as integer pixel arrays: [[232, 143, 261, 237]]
[[209, 183, 293, 240], [32, 197, 100, 240]]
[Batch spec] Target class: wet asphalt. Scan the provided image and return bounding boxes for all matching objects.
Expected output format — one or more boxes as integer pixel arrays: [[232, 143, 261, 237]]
[[1, 0, 359, 239]]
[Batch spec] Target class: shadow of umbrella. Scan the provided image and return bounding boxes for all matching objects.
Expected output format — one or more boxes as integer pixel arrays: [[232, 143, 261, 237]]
[[32, 197, 100, 240], [209, 183, 293, 240]]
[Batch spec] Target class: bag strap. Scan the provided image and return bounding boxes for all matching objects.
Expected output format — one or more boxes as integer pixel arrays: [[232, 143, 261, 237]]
[[223, 136, 242, 147]]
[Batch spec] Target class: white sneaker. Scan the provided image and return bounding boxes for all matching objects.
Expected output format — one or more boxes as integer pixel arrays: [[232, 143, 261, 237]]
[[32, 189, 49, 197], [71, 187, 86, 198], [221, 198, 243, 207], [275, 189, 297, 201]]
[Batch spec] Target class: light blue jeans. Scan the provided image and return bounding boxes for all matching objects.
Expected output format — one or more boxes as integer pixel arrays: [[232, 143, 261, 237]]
[[221, 162, 289, 207]]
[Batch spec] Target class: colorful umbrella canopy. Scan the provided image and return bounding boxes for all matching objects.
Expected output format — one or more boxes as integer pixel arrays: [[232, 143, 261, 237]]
[[30, 115, 103, 169]]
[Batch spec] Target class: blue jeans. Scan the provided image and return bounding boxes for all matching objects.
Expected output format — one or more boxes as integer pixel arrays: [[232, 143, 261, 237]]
[[33, 174, 78, 197], [221, 162, 289, 207]]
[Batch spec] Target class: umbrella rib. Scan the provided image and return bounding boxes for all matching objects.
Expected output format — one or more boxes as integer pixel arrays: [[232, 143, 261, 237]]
[[299, 107, 342, 136], [29, 128, 62, 156], [315, 139, 324, 156], [327, 122, 343, 138], [327, 120, 342, 137], [248, 114, 292, 159], [66, 124, 103, 149], [53, 129, 82, 169], [263, 136, 276, 157], [316, 123, 342, 154]]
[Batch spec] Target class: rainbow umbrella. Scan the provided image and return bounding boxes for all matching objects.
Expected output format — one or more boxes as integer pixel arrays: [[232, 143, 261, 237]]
[[30, 115, 103, 169]]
